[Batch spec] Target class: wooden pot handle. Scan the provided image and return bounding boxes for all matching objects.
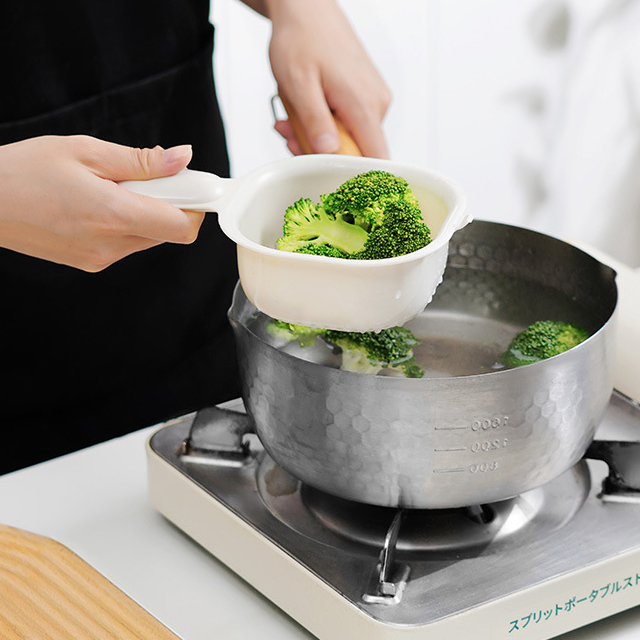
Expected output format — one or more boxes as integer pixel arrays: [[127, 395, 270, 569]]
[[279, 94, 362, 157]]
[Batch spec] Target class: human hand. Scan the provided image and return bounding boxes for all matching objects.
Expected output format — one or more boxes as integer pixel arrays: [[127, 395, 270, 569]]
[[266, 0, 391, 158], [0, 135, 201, 272]]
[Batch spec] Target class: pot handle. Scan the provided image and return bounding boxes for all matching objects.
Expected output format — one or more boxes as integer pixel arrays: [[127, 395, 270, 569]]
[[585, 439, 640, 497], [182, 405, 256, 464], [277, 93, 363, 157]]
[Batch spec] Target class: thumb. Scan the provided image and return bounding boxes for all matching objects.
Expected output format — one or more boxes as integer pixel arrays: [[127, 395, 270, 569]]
[[87, 140, 193, 182]]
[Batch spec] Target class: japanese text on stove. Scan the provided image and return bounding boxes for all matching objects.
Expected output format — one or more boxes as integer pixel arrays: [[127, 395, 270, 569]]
[[508, 572, 638, 633]]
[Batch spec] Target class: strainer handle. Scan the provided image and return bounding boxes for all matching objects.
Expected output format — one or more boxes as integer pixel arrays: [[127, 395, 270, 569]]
[[120, 169, 231, 212]]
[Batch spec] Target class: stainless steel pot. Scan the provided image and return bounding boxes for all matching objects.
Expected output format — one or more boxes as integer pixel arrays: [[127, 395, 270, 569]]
[[228, 221, 618, 509]]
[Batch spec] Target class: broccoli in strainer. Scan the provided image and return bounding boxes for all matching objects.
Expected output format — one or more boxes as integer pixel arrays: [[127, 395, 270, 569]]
[[276, 170, 431, 260]]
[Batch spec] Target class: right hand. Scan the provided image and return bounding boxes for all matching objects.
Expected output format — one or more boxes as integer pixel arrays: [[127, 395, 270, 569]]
[[266, 0, 391, 158], [0, 135, 202, 272]]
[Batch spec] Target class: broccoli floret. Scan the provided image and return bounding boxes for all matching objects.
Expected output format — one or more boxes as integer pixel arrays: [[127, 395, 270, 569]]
[[500, 320, 590, 368], [399, 359, 425, 378], [266, 318, 424, 377], [352, 200, 432, 260], [294, 243, 348, 259], [321, 170, 420, 231], [323, 326, 424, 378], [335, 348, 385, 376], [276, 197, 367, 255], [276, 171, 431, 260], [266, 319, 323, 347]]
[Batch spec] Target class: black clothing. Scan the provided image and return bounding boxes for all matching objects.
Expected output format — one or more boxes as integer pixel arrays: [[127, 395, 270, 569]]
[[0, 2, 240, 473]]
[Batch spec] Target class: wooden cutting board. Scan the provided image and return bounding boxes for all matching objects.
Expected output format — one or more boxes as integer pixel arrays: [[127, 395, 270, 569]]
[[0, 524, 180, 639]]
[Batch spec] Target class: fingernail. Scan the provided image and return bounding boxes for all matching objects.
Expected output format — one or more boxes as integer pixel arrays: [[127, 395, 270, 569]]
[[163, 144, 192, 164], [314, 133, 340, 154]]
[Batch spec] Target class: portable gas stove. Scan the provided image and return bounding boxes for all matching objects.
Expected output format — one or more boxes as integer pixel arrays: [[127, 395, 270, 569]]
[[147, 243, 640, 640], [147, 388, 640, 640]]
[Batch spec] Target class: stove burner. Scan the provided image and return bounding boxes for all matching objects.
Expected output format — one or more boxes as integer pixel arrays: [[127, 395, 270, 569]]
[[256, 453, 591, 557]]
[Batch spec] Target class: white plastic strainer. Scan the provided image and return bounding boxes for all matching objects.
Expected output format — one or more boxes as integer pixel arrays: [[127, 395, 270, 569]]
[[121, 154, 469, 331]]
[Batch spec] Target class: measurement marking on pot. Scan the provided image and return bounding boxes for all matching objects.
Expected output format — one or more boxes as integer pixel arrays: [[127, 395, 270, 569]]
[[433, 468, 467, 474], [434, 426, 468, 431], [471, 416, 510, 431], [434, 447, 468, 452]]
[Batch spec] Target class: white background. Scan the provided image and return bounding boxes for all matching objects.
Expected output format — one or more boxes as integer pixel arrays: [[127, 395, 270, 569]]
[[210, 0, 640, 266]]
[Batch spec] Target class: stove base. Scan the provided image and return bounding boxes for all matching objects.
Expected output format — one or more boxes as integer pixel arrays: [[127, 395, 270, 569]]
[[147, 393, 640, 639]]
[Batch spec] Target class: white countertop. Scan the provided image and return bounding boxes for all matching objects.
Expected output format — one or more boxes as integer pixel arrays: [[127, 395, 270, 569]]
[[0, 427, 310, 640], [0, 427, 639, 640]]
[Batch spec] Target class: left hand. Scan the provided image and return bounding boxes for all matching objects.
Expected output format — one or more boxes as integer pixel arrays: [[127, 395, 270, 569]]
[[0, 136, 200, 271], [264, 0, 391, 158]]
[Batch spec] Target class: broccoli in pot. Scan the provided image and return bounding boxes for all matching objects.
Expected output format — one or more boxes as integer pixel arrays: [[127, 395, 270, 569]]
[[500, 320, 590, 368], [265, 320, 324, 348], [266, 319, 424, 378], [323, 327, 423, 377]]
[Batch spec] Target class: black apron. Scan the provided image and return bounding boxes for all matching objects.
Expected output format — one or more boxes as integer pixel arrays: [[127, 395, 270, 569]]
[[0, 2, 240, 473]]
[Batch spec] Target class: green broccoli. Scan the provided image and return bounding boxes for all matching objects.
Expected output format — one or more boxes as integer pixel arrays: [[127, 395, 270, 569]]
[[323, 327, 424, 378], [500, 320, 590, 368], [352, 200, 431, 260], [276, 171, 431, 259], [276, 197, 367, 255], [264, 319, 424, 378], [320, 169, 421, 231], [265, 319, 323, 347], [291, 242, 348, 259]]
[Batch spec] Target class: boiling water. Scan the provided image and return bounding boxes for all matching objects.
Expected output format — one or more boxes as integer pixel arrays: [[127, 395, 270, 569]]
[[250, 310, 518, 379], [405, 313, 513, 377], [249, 269, 598, 379]]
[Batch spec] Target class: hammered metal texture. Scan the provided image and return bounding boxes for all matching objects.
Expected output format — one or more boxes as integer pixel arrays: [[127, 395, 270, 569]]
[[229, 221, 618, 508]]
